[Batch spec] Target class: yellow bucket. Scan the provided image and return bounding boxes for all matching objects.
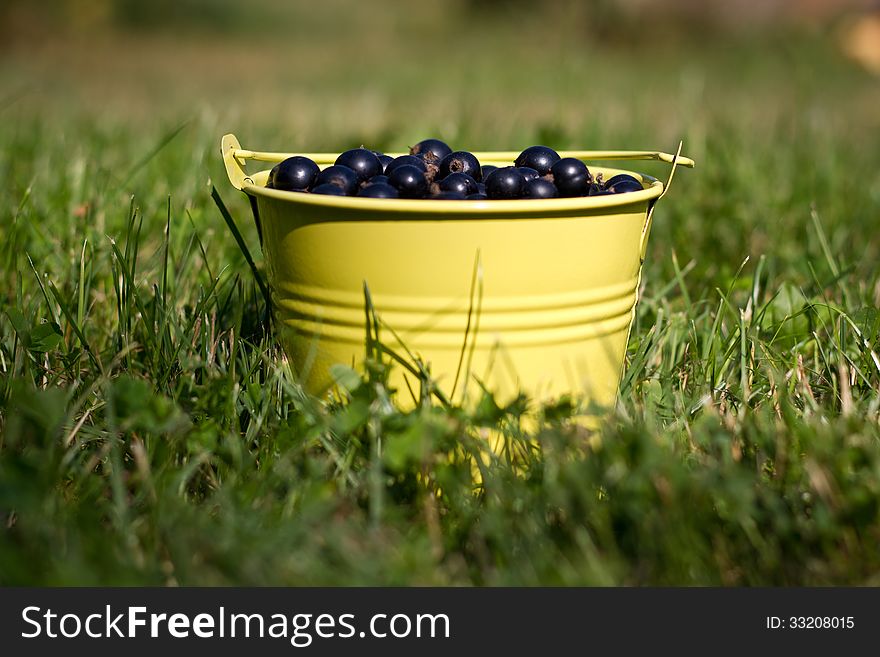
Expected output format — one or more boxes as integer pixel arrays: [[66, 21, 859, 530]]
[[221, 134, 693, 409]]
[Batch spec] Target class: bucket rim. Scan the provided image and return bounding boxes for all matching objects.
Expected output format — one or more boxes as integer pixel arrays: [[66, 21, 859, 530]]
[[241, 172, 663, 215]]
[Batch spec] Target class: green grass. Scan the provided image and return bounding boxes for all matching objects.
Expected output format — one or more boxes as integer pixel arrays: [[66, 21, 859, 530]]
[[2, 6, 880, 585]]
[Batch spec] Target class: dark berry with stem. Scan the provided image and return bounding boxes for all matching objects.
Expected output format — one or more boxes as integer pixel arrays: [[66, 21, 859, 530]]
[[411, 138, 452, 164], [358, 183, 399, 198], [439, 172, 478, 196], [314, 165, 359, 195], [549, 158, 591, 197], [522, 178, 558, 199], [485, 167, 525, 199], [267, 156, 320, 191], [388, 164, 428, 198], [335, 148, 383, 183], [437, 151, 482, 182], [311, 183, 347, 196], [515, 146, 561, 175]]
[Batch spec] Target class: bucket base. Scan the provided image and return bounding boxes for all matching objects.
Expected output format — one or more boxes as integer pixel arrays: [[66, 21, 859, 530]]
[[282, 314, 630, 409]]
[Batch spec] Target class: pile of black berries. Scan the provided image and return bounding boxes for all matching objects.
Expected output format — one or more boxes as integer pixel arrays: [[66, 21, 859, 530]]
[[266, 140, 644, 200]]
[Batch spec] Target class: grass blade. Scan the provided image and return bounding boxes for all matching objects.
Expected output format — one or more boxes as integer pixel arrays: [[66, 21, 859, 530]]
[[211, 186, 270, 314]]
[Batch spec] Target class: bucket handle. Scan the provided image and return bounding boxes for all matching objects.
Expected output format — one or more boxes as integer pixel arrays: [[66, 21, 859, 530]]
[[221, 134, 253, 191], [222, 133, 694, 190], [639, 141, 686, 261]]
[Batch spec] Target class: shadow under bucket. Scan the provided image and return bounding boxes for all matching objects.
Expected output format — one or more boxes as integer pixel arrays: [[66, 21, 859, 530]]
[[222, 134, 694, 411]]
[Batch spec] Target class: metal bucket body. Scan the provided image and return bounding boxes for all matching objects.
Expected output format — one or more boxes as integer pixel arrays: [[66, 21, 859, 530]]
[[222, 136, 692, 408]]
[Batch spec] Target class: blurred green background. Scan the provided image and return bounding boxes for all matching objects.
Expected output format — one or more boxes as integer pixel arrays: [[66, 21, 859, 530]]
[[2, 0, 877, 140]]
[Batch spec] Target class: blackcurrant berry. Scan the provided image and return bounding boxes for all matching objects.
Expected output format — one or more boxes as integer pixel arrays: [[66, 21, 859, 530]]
[[475, 182, 487, 195], [376, 153, 394, 173], [514, 146, 560, 175], [433, 191, 466, 200], [437, 151, 482, 182], [311, 183, 347, 196], [603, 173, 639, 188], [604, 174, 643, 194], [549, 158, 591, 197], [516, 167, 540, 182], [314, 165, 359, 195], [485, 167, 525, 199], [335, 148, 383, 183], [411, 138, 452, 164], [385, 155, 427, 177], [358, 183, 399, 198], [522, 178, 558, 199], [439, 172, 478, 196], [367, 175, 390, 186], [466, 192, 488, 200], [388, 164, 428, 198], [267, 156, 320, 192], [481, 165, 498, 179]]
